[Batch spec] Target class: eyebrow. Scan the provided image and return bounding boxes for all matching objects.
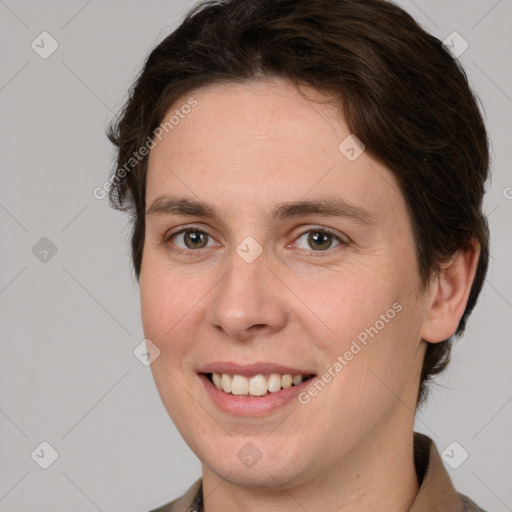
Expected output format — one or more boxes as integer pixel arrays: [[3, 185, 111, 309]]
[[145, 195, 377, 226]]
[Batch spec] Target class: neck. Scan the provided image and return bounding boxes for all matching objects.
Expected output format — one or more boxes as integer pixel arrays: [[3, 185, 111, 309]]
[[201, 420, 420, 512]]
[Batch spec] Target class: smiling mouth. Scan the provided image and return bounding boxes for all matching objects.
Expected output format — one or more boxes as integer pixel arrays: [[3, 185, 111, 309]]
[[205, 372, 315, 397]]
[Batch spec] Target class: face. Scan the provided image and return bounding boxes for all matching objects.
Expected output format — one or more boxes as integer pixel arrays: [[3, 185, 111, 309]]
[[140, 80, 431, 489]]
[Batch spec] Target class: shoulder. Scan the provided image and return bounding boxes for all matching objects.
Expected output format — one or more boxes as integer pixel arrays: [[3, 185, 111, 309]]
[[458, 492, 490, 512], [147, 479, 202, 512], [412, 433, 490, 512]]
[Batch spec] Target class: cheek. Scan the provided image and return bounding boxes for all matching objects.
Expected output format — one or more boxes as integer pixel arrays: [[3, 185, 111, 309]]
[[293, 262, 400, 350], [336, 296, 424, 415], [140, 262, 190, 352], [140, 258, 217, 375], [140, 266, 202, 423], [140, 277, 169, 342], [300, 262, 422, 400]]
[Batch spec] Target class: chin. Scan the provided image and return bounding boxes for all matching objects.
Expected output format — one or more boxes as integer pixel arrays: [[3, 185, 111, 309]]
[[195, 435, 314, 490]]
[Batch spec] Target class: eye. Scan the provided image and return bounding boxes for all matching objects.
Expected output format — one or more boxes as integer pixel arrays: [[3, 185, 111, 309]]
[[169, 229, 217, 250], [294, 228, 343, 251]]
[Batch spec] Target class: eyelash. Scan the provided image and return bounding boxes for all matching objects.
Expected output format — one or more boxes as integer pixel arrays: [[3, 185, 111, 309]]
[[164, 225, 347, 257]]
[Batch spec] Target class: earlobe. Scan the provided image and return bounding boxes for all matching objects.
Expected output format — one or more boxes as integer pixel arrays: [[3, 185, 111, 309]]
[[421, 240, 481, 343]]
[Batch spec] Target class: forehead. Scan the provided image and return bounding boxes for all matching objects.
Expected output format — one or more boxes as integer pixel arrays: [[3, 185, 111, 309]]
[[145, 80, 404, 223]]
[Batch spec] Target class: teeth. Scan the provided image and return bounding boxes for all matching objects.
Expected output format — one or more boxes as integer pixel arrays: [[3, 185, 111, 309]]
[[212, 372, 222, 388], [231, 375, 249, 395], [292, 374, 303, 386], [210, 372, 309, 397], [221, 373, 232, 393], [281, 374, 292, 389], [249, 375, 268, 396], [267, 373, 282, 393]]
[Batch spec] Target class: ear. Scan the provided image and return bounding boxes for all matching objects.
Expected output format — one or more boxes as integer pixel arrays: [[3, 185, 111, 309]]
[[421, 240, 481, 343]]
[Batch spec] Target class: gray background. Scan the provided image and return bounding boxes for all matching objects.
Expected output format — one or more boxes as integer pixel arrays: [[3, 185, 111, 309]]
[[0, 1, 511, 511]]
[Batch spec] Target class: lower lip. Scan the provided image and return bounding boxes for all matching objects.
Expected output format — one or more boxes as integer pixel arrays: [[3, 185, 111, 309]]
[[199, 374, 315, 416]]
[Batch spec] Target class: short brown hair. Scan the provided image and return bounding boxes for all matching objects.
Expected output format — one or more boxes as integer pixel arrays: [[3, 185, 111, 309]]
[[107, 0, 490, 408]]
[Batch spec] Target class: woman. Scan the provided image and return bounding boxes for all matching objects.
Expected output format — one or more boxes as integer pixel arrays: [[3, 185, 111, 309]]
[[107, 1, 490, 510]]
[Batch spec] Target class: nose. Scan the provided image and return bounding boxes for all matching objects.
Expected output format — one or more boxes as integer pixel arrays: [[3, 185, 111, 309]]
[[206, 248, 289, 341]]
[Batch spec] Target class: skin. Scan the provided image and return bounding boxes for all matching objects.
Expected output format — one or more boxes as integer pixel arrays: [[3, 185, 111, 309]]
[[140, 79, 480, 512]]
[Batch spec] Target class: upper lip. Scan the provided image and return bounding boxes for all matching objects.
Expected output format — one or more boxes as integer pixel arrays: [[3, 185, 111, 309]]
[[198, 361, 315, 377]]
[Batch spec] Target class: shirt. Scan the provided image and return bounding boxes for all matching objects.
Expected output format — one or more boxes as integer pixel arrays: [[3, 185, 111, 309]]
[[149, 432, 488, 512]]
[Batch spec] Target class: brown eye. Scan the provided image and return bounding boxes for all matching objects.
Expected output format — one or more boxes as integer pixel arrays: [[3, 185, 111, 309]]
[[308, 231, 333, 250], [295, 229, 342, 251], [172, 230, 212, 250]]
